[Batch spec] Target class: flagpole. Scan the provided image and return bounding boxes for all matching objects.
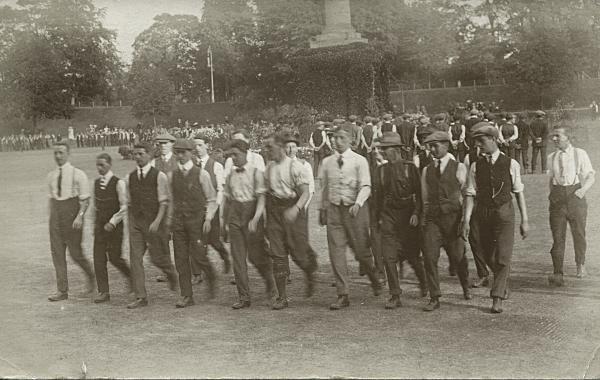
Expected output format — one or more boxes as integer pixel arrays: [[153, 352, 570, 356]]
[[208, 45, 215, 103]]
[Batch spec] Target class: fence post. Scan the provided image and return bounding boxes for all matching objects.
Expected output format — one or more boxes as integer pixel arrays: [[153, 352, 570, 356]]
[[413, 82, 416, 90], [92, 101, 95, 108], [502, 78, 506, 85], [473, 80, 476, 88], [106, 101, 109, 108], [78, 101, 81, 108], [443, 80, 446, 88], [457, 80, 461, 88], [488, 79, 491, 86]]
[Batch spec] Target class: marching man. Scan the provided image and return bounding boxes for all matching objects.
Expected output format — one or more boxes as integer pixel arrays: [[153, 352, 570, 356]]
[[546, 127, 595, 285], [462, 123, 529, 314], [421, 131, 471, 312]]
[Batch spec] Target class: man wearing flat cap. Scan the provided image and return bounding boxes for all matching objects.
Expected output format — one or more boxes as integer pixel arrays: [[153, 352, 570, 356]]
[[414, 126, 436, 173], [433, 113, 449, 132], [420, 131, 471, 311], [318, 125, 382, 310], [372, 132, 427, 309], [462, 123, 530, 313], [530, 110, 549, 174], [397, 114, 416, 160], [166, 139, 219, 308], [151, 132, 178, 284]]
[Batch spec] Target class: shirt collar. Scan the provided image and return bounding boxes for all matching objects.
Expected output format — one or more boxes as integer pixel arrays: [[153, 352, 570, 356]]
[[339, 148, 353, 158], [559, 144, 573, 153], [436, 153, 452, 165], [102, 170, 114, 181], [57, 162, 72, 170], [178, 160, 194, 172], [139, 162, 152, 175], [486, 149, 501, 163]]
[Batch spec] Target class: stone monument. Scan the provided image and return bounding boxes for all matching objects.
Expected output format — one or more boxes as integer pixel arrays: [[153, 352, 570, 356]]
[[310, 0, 367, 49]]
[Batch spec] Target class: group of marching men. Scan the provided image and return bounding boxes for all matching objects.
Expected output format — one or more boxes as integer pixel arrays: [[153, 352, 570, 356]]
[[46, 109, 594, 314]]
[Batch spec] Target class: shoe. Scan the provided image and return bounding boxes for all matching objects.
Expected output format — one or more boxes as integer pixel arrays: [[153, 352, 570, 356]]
[[329, 295, 350, 310], [548, 274, 564, 287], [127, 298, 148, 309], [48, 292, 68, 302], [156, 275, 167, 283], [491, 297, 503, 313], [232, 300, 251, 309], [93, 292, 110, 303], [423, 297, 440, 312], [471, 276, 489, 288], [230, 276, 236, 285], [463, 289, 473, 300], [448, 266, 457, 277], [175, 296, 194, 308], [359, 263, 366, 276], [384, 296, 402, 309], [167, 273, 178, 291], [371, 281, 383, 296], [577, 264, 586, 278], [287, 275, 292, 285], [272, 297, 289, 310], [192, 274, 203, 285]]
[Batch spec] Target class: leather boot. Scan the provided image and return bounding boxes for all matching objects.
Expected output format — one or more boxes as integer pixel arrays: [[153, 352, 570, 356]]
[[329, 295, 350, 310], [491, 297, 503, 313], [423, 297, 440, 312]]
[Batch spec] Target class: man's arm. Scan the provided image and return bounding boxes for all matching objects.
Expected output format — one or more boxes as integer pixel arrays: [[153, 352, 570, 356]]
[[354, 157, 372, 207], [213, 162, 225, 207], [152, 172, 170, 231], [199, 169, 218, 221], [108, 179, 128, 227], [73, 169, 90, 229], [420, 166, 429, 222]]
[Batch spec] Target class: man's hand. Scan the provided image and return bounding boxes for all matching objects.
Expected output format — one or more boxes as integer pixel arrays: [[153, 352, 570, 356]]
[[203, 219, 212, 235], [103, 222, 115, 232], [349, 203, 361, 217], [460, 220, 470, 241], [520, 221, 530, 239], [574, 189, 586, 199], [248, 217, 259, 233], [284, 205, 300, 223], [319, 209, 327, 226], [149, 219, 161, 234], [72, 215, 84, 230], [409, 214, 419, 227]]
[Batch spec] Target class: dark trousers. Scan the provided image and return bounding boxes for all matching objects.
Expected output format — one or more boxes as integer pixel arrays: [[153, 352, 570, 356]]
[[172, 213, 215, 297], [326, 202, 378, 296], [531, 144, 547, 172], [129, 214, 177, 299], [49, 198, 94, 293], [422, 212, 470, 298], [520, 144, 530, 170], [191, 210, 229, 275], [380, 207, 426, 296], [469, 211, 490, 279], [368, 199, 385, 276], [93, 225, 131, 293], [475, 202, 515, 299], [267, 197, 317, 283], [549, 185, 588, 274], [229, 200, 274, 302]]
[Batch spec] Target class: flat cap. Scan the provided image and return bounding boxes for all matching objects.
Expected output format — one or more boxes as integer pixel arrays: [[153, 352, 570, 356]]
[[433, 113, 446, 121], [332, 118, 345, 125], [155, 133, 176, 142], [283, 132, 300, 145], [470, 109, 479, 116], [333, 124, 353, 136], [417, 126, 436, 137], [535, 110, 546, 116], [424, 131, 451, 144], [471, 122, 499, 139], [173, 138, 194, 150], [225, 139, 249, 152], [383, 113, 393, 121], [418, 116, 431, 124], [348, 115, 358, 122]]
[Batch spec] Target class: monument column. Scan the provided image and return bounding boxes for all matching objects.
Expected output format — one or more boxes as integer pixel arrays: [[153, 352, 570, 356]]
[[310, 0, 367, 49]]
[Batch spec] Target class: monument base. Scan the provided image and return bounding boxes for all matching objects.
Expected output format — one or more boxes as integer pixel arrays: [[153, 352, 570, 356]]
[[310, 31, 368, 49]]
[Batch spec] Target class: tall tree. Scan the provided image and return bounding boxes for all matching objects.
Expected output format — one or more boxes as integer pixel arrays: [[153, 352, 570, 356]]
[[130, 66, 175, 127]]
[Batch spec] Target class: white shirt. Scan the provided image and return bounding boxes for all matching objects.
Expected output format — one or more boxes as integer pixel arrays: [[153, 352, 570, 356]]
[[547, 145, 595, 186], [224, 151, 265, 177], [465, 149, 524, 196], [47, 162, 90, 201], [198, 155, 225, 206], [150, 152, 173, 168]]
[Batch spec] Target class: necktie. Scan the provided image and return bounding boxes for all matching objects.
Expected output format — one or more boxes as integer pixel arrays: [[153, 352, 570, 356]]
[[436, 159, 442, 177], [100, 176, 106, 190], [235, 167, 245, 173], [559, 150, 566, 184], [57, 167, 62, 198], [138, 168, 143, 180], [337, 155, 344, 169]]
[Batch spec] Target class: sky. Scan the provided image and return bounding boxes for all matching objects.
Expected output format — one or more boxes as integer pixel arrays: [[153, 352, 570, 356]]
[[95, 0, 204, 63]]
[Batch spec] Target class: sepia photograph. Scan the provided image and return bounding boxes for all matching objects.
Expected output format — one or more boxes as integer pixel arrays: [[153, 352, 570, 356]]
[[0, 0, 599, 378]]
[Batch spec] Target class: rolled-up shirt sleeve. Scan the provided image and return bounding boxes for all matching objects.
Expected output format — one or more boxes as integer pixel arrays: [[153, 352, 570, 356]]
[[355, 156, 372, 207], [510, 159, 524, 193], [199, 169, 217, 203], [156, 171, 170, 204], [465, 162, 477, 197], [109, 179, 128, 226], [579, 149, 595, 178], [74, 169, 90, 200]]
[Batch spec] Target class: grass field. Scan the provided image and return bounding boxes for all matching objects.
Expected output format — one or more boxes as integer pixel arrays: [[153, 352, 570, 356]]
[[1, 122, 600, 378]]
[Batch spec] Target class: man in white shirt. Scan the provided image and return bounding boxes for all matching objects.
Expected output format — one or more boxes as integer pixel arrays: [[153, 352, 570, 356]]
[[547, 128, 595, 285], [224, 129, 266, 177], [47, 141, 95, 301], [92, 153, 131, 304]]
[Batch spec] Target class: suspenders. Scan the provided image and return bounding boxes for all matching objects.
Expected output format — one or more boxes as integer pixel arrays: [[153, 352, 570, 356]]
[[552, 148, 580, 186]]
